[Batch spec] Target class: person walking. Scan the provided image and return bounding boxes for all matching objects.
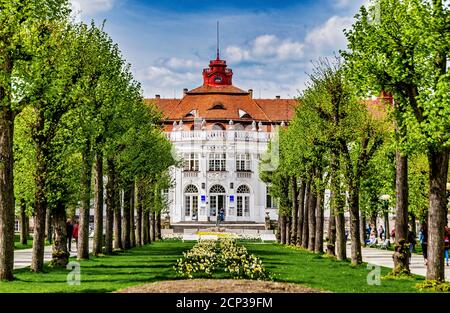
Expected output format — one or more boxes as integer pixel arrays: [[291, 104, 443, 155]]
[[378, 225, 385, 240], [72, 220, 79, 249], [419, 224, 428, 266], [66, 219, 74, 251], [444, 226, 450, 267]]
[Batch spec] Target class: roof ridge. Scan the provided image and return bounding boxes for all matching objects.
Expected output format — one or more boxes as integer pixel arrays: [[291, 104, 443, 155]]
[[252, 98, 272, 122]]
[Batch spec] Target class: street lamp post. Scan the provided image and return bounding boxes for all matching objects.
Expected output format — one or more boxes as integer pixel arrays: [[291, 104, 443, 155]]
[[379, 194, 391, 241]]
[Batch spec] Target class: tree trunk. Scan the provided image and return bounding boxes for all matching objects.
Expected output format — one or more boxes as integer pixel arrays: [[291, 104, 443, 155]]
[[332, 153, 346, 261], [51, 202, 69, 267], [136, 182, 143, 246], [105, 158, 115, 255], [20, 199, 27, 245], [301, 183, 310, 248], [426, 148, 449, 281], [360, 213, 366, 247], [291, 177, 299, 244], [370, 213, 377, 233], [280, 215, 286, 244], [31, 130, 49, 273], [349, 181, 362, 265], [150, 210, 156, 242], [156, 212, 161, 240], [122, 185, 131, 250], [315, 191, 324, 254], [93, 150, 104, 255], [297, 180, 306, 245], [113, 180, 122, 250], [78, 141, 92, 260], [308, 188, 316, 252], [285, 216, 291, 245], [142, 208, 150, 244], [327, 192, 336, 255], [0, 104, 15, 280], [130, 182, 136, 247], [45, 210, 52, 244], [393, 151, 410, 274], [409, 213, 416, 237]]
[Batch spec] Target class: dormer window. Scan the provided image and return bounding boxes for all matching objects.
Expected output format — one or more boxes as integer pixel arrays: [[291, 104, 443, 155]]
[[238, 109, 251, 119], [185, 109, 197, 118], [209, 102, 225, 110]]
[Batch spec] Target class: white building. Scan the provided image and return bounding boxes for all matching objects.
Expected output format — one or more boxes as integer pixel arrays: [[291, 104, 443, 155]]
[[147, 54, 296, 229]]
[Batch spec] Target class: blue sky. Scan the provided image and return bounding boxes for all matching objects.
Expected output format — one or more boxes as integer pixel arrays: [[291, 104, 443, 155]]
[[71, 0, 369, 99]]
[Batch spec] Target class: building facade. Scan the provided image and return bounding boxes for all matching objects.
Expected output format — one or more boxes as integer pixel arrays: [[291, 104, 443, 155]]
[[148, 54, 296, 227]]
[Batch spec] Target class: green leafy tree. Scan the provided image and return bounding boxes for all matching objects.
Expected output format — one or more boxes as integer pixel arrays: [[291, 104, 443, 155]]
[[343, 0, 450, 281]]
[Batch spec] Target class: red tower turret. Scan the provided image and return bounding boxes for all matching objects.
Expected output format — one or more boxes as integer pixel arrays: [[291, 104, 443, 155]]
[[202, 58, 233, 86], [202, 21, 233, 87]]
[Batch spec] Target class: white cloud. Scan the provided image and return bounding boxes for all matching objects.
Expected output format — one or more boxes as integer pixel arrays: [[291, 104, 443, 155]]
[[71, 0, 116, 15], [225, 46, 251, 63], [161, 57, 203, 71], [304, 16, 353, 54], [224, 35, 304, 63]]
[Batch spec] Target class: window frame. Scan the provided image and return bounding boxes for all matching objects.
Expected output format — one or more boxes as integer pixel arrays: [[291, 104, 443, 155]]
[[208, 153, 226, 171]]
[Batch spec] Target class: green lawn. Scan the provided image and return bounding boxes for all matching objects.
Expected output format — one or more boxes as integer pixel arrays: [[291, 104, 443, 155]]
[[1, 241, 194, 293], [14, 234, 33, 250], [1, 240, 426, 293], [245, 243, 425, 293], [14, 234, 51, 250]]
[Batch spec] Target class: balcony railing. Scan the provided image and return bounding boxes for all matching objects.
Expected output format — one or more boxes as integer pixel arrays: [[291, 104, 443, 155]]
[[165, 130, 272, 142], [236, 172, 252, 179], [183, 171, 199, 178]]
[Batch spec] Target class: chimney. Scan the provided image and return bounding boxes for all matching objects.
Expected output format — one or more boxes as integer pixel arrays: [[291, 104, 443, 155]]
[[155, 94, 160, 99], [248, 89, 253, 98], [276, 95, 280, 99], [183, 88, 188, 97]]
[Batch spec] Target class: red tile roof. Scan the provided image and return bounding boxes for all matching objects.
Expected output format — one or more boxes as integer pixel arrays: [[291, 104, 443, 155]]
[[187, 85, 249, 95], [147, 85, 298, 123], [254, 99, 296, 122], [144, 98, 180, 119]]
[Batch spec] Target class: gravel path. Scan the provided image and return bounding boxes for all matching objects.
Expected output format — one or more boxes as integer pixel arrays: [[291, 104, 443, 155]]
[[117, 279, 323, 293]]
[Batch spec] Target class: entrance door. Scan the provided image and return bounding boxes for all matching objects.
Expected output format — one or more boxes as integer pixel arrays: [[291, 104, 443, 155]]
[[209, 184, 226, 222], [237, 185, 250, 220], [209, 195, 225, 222]]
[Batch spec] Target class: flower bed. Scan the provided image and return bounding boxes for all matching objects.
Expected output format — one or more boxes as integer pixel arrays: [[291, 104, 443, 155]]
[[174, 239, 270, 280], [161, 233, 183, 240]]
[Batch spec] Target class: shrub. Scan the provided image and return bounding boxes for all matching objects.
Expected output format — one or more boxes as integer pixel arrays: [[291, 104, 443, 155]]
[[415, 280, 450, 292]]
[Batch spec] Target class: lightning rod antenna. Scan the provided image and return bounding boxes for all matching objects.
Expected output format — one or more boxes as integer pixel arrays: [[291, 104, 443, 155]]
[[216, 21, 220, 59]]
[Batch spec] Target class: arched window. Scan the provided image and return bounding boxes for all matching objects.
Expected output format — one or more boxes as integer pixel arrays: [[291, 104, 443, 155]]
[[209, 184, 225, 218], [237, 185, 250, 194], [184, 184, 198, 219], [236, 185, 250, 217], [209, 184, 226, 194], [185, 184, 198, 193]]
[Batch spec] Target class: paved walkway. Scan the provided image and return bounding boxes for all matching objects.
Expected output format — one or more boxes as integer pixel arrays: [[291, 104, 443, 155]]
[[347, 244, 450, 280], [14, 241, 91, 269]]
